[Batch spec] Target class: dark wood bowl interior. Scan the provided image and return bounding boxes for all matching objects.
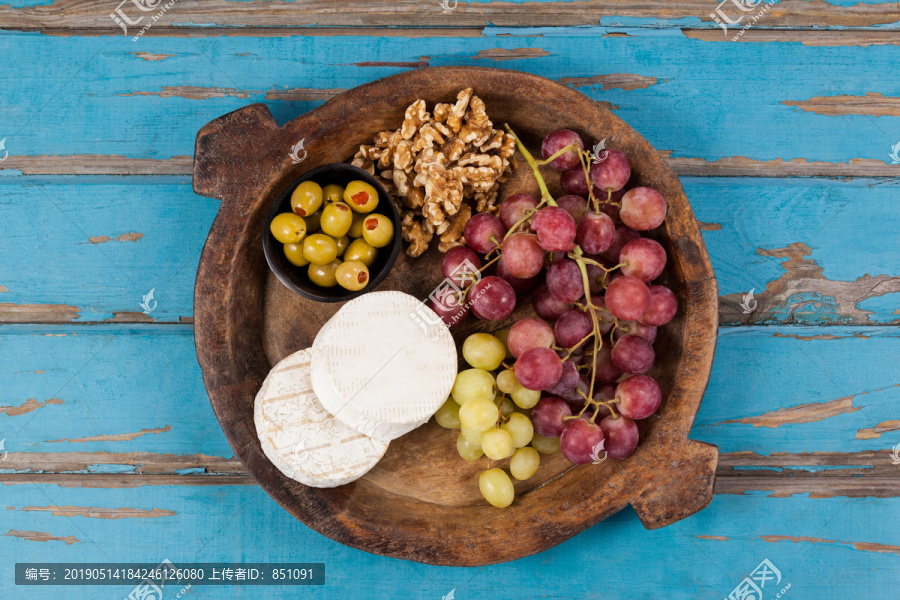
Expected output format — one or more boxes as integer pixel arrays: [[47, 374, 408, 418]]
[[193, 67, 719, 566]]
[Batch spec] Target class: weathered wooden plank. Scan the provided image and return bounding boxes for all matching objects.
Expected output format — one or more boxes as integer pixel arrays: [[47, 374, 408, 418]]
[[1, 482, 899, 598], [2, 177, 897, 324], [1, 325, 897, 474], [2, 0, 900, 30], [1, 32, 900, 175]]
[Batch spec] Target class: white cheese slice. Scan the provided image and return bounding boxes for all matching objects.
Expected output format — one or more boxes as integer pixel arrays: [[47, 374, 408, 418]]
[[310, 291, 457, 441], [254, 348, 389, 488]]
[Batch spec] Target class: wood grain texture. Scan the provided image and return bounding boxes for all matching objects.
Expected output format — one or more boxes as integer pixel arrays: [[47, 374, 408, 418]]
[[192, 67, 718, 565], [1, 31, 900, 177], [2, 177, 896, 325], [3, 0, 900, 30], [2, 483, 900, 599]]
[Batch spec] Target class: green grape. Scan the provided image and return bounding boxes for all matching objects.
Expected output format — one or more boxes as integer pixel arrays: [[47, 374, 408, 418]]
[[510, 447, 540, 481], [462, 333, 506, 371], [451, 369, 496, 406], [481, 429, 514, 460], [479, 468, 515, 508], [457, 435, 484, 461], [496, 369, 520, 394], [494, 328, 514, 360], [501, 413, 534, 448], [531, 433, 561, 455], [434, 398, 461, 429], [498, 397, 515, 418], [459, 398, 499, 432], [511, 386, 540, 409], [461, 426, 485, 447]]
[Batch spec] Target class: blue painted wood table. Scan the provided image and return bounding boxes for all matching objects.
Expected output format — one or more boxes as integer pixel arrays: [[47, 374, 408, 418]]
[[1, 2, 899, 598]]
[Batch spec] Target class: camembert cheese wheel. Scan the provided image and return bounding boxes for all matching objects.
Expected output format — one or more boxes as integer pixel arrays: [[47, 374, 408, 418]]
[[310, 291, 457, 441], [254, 348, 388, 488]]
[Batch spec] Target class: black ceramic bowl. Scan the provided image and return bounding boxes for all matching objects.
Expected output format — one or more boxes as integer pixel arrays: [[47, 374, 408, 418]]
[[263, 163, 402, 302]]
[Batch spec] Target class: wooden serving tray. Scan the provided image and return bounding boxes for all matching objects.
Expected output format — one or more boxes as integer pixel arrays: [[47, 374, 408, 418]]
[[192, 67, 719, 566]]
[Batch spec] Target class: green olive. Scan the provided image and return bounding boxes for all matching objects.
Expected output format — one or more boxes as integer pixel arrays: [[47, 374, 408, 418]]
[[270, 212, 307, 244], [323, 184, 344, 204], [321, 202, 353, 238], [308, 260, 341, 288], [302, 233, 339, 265], [348, 212, 366, 238], [283, 243, 309, 267], [290, 181, 323, 217], [334, 235, 351, 257], [344, 238, 378, 268], [343, 180, 379, 213], [361, 214, 394, 248], [336, 260, 370, 292], [304, 209, 321, 234]]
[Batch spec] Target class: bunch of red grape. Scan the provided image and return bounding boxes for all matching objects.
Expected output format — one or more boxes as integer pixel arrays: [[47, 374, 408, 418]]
[[430, 126, 677, 466]]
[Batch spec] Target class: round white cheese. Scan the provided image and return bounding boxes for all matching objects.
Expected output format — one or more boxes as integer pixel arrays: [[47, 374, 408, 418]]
[[310, 291, 457, 441], [254, 348, 389, 488]]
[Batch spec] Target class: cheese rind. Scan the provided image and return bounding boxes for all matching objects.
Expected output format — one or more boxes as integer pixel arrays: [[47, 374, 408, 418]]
[[311, 291, 457, 441], [254, 348, 388, 488]]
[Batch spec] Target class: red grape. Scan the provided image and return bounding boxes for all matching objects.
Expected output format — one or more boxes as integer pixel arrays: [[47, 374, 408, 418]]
[[560, 373, 591, 410], [515, 347, 563, 390], [591, 341, 623, 383], [541, 129, 584, 171], [640, 285, 678, 326], [597, 189, 625, 223], [531, 206, 577, 252], [620, 238, 666, 282], [613, 320, 658, 343], [588, 294, 616, 335], [585, 262, 604, 295], [590, 148, 631, 192], [600, 224, 640, 263], [556, 195, 589, 224], [428, 287, 468, 329], [576, 212, 615, 255], [507, 317, 555, 359], [464, 212, 506, 254], [497, 258, 541, 294], [560, 167, 590, 197], [615, 375, 661, 419], [555, 309, 592, 349], [610, 334, 655, 374], [531, 397, 572, 437], [499, 193, 539, 232], [605, 275, 650, 321], [469, 276, 516, 321], [547, 359, 579, 396], [560, 418, 604, 464], [501, 233, 545, 279], [594, 383, 617, 402], [546, 259, 584, 304], [620, 187, 667, 231], [441, 246, 481, 287], [532, 284, 572, 320], [599, 415, 639, 459]]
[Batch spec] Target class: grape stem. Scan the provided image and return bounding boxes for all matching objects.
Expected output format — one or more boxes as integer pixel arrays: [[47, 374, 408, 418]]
[[536, 143, 578, 167], [502, 203, 545, 242], [563, 332, 594, 360], [577, 149, 600, 212], [504, 124, 557, 207]]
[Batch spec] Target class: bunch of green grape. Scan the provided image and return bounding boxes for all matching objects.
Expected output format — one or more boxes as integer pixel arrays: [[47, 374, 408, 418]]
[[433, 331, 561, 508], [270, 179, 394, 291]]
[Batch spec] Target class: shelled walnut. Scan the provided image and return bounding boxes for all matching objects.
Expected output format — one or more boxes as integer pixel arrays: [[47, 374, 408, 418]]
[[351, 88, 516, 256]]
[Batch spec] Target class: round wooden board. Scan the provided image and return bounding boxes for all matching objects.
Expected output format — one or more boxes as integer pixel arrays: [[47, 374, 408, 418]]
[[193, 67, 719, 566]]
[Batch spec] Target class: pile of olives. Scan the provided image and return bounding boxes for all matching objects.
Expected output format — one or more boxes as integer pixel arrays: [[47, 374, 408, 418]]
[[270, 179, 394, 292]]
